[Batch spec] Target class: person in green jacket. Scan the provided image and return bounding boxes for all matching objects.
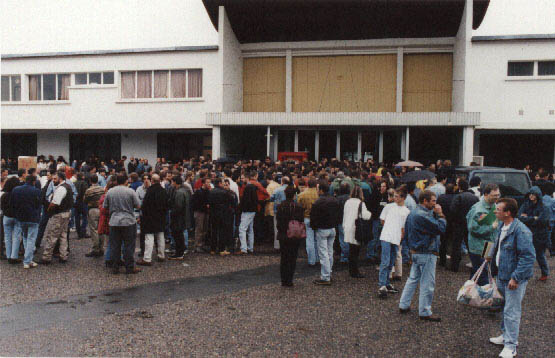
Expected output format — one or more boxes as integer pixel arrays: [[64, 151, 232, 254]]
[[466, 183, 501, 285]]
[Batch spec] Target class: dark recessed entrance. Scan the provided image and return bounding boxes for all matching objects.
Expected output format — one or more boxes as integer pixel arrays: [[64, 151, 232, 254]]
[[1, 133, 37, 160], [70, 133, 121, 163]]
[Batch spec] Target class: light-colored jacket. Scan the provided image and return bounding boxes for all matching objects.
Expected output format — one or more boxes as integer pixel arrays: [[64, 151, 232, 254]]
[[343, 198, 371, 245]]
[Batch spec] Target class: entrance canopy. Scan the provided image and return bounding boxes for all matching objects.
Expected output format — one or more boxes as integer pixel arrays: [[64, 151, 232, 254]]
[[203, 0, 490, 43]]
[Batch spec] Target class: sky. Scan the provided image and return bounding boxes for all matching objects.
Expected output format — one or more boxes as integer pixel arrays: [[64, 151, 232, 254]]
[[1, 0, 554, 55]]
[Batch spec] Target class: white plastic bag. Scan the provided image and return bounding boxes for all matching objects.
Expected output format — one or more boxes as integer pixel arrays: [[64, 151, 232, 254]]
[[457, 261, 504, 309]]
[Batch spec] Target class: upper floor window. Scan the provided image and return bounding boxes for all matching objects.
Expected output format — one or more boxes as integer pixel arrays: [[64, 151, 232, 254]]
[[538, 61, 555, 76], [1, 75, 21, 102], [120, 69, 202, 99], [29, 73, 70, 101], [75, 71, 114, 85], [507, 61, 534, 76]]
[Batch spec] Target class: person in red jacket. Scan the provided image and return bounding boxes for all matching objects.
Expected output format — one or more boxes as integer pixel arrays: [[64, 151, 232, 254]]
[[237, 171, 269, 254]]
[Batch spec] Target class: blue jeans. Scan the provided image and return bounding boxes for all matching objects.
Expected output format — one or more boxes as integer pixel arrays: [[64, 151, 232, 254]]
[[497, 278, 528, 351], [315, 228, 336, 281], [533, 240, 549, 277], [183, 229, 189, 249], [366, 219, 382, 259], [36, 206, 50, 247], [379, 241, 398, 287], [14, 221, 39, 265], [469, 253, 488, 286], [399, 253, 437, 317], [304, 218, 319, 265], [239, 212, 256, 252], [3, 216, 19, 259], [74, 202, 88, 237], [401, 237, 410, 264], [337, 224, 348, 263]]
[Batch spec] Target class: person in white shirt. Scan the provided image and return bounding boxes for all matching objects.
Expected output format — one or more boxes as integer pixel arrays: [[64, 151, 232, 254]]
[[343, 185, 371, 278], [378, 187, 410, 298]]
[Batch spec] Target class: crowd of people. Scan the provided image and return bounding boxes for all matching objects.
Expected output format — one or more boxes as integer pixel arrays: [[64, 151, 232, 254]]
[[1, 155, 554, 358]]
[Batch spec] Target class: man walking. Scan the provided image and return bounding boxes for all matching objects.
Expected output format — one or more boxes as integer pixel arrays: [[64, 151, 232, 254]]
[[310, 181, 340, 285], [488, 198, 536, 358], [103, 174, 141, 274], [84, 174, 105, 257], [11, 175, 41, 268], [399, 190, 446, 322], [297, 178, 320, 266]]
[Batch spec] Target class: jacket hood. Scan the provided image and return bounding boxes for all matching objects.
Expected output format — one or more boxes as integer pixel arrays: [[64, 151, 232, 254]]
[[526, 186, 543, 203]]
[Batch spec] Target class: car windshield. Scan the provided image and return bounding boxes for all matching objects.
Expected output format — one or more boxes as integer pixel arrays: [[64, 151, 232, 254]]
[[473, 172, 530, 196]]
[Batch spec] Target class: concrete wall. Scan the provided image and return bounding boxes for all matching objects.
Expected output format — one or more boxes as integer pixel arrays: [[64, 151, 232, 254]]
[[37, 130, 70, 159], [121, 131, 158, 165], [452, 0, 472, 112], [466, 39, 555, 130], [1, 50, 220, 130], [219, 6, 243, 112]]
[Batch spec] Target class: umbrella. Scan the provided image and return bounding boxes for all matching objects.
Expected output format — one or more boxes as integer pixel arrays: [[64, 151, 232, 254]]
[[395, 160, 423, 167], [214, 157, 236, 164], [400, 170, 436, 183]]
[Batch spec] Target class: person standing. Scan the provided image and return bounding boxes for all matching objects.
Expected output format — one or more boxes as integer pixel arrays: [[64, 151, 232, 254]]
[[168, 176, 192, 260], [366, 180, 389, 262], [429, 174, 447, 198], [517, 186, 551, 281], [40, 171, 73, 264], [11, 175, 41, 268], [343, 185, 371, 278], [297, 178, 320, 266], [437, 183, 457, 267], [191, 178, 211, 253], [336, 183, 352, 264], [275, 185, 305, 287], [449, 179, 479, 272], [136, 174, 150, 257], [264, 173, 281, 246], [238, 171, 269, 254], [208, 178, 234, 255], [1, 177, 21, 264], [466, 183, 500, 286], [137, 174, 168, 266], [83, 175, 105, 257], [399, 190, 446, 322], [310, 181, 340, 285], [378, 187, 410, 298], [488, 198, 536, 358], [103, 174, 141, 274], [269, 176, 289, 250]]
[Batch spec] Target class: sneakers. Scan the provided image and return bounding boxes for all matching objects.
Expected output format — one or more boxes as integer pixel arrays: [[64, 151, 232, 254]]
[[23, 261, 38, 269], [350, 273, 365, 279], [419, 315, 441, 322], [386, 284, 399, 293], [498, 347, 517, 358], [136, 259, 152, 266], [220, 250, 231, 256], [235, 251, 247, 255], [168, 254, 184, 260], [313, 279, 331, 286], [489, 335, 504, 346], [378, 286, 388, 299], [8, 258, 22, 264], [538, 275, 548, 281], [399, 307, 411, 314]]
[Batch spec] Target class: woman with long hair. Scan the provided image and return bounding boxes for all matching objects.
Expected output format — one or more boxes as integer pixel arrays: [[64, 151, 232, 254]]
[[343, 185, 371, 278]]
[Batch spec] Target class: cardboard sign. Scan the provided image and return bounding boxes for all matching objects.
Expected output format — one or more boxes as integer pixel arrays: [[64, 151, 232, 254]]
[[18, 156, 37, 171]]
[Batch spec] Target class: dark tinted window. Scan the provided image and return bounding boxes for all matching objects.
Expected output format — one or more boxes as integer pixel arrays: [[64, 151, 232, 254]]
[[538, 61, 555, 76], [75, 73, 87, 85], [43, 74, 56, 100], [1, 76, 9, 101], [103, 72, 114, 84], [89, 72, 101, 84], [507, 61, 533, 76]]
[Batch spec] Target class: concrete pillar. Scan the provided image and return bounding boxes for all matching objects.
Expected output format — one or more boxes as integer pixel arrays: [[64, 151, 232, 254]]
[[400, 127, 410, 160], [336, 130, 341, 159], [273, 130, 279, 161], [396, 47, 404, 113], [357, 131, 362, 162], [285, 50, 292, 113], [461, 126, 474, 166], [266, 126, 271, 157], [294, 130, 299, 152], [212, 126, 221, 160], [378, 130, 384, 163], [315, 131, 320, 162]]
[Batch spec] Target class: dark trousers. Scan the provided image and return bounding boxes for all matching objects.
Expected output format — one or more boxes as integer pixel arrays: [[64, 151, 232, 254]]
[[439, 222, 453, 266], [450, 225, 468, 272], [264, 215, 275, 243], [109, 224, 136, 271], [36, 207, 50, 249], [254, 210, 265, 244], [172, 227, 186, 256], [0, 214, 4, 259], [533, 240, 549, 277], [210, 219, 229, 253], [279, 238, 301, 284], [469, 252, 488, 286], [74, 202, 88, 237], [349, 243, 362, 276], [139, 217, 145, 255]]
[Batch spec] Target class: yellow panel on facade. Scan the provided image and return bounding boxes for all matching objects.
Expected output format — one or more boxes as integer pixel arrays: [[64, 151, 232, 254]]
[[402, 53, 453, 112], [292, 55, 396, 112], [243, 57, 286, 112]]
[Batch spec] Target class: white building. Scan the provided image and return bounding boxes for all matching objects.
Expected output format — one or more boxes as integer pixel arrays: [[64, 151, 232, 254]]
[[2, 0, 554, 170]]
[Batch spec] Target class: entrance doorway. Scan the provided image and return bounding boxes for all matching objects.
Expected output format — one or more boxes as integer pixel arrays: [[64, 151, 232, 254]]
[[157, 132, 212, 163], [69, 133, 121, 163], [1, 133, 37, 160]]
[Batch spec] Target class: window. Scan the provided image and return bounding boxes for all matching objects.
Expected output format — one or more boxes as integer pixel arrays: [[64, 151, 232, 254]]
[[28, 74, 70, 101], [1, 75, 21, 102], [75, 71, 114, 85], [538, 61, 555, 76], [121, 69, 202, 99], [89, 72, 101, 84], [75, 73, 87, 85], [103, 72, 114, 84], [508, 61, 534, 76]]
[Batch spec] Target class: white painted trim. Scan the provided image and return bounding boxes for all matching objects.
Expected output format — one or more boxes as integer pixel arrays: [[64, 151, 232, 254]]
[[357, 131, 362, 161], [116, 98, 204, 103], [266, 126, 271, 157], [3, 101, 71, 106], [242, 47, 453, 58], [405, 127, 410, 161], [68, 85, 118, 90], [396, 47, 403, 113], [505, 76, 555, 81]]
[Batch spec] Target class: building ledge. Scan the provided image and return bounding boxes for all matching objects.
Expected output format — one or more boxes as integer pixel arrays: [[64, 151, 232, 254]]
[[206, 112, 480, 127], [116, 98, 204, 104]]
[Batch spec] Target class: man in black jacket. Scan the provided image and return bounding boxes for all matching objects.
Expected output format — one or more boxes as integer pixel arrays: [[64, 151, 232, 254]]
[[449, 179, 479, 272], [191, 178, 211, 253], [208, 178, 234, 255], [310, 181, 340, 285]]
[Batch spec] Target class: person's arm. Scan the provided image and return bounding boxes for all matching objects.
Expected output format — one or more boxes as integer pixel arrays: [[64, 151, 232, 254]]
[[361, 202, 372, 220], [257, 183, 270, 200], [133, 191, 141, 210], [517, 204, 534, 225], [415, 213, 446, 236], [511, 228, 536, 284], [467, 210, 496, 238]]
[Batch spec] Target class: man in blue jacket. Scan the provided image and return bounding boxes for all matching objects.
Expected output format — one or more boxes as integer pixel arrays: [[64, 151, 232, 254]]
[[10, 175, 41, 268], [398, 190, 446, 322], [517, 186, 551, 280], [488, 198, 536, 358]]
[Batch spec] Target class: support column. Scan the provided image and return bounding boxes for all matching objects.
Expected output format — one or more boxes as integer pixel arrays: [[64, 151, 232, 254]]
[[357, 131, 362, 162], [396, 47, 404, 113], [378, 130, 384, 163], [273, 130, 279, 161], [294, 130, 299, 152], [461, 126, 474, 166], [336, 130, 341, 159], [315, 131, 320, 162], [266, 126, 271, 157], [212, 126, 221, 160], [285, 50, 292, 113], [401, 127, 410, 160]]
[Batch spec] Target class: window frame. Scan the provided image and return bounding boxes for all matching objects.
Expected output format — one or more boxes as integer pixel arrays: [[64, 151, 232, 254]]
[[506, 59, 555, 81], [1, 74, 22, 102], [73, 71, 116, 86], [27, 73, 71, 102], [117, 69, 203, 102]]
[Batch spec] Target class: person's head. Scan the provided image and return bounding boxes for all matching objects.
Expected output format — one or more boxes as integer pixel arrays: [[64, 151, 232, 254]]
[[213, 177, 223, 188], [3, 176, 20, 192], [223, 168, 232, 178], [378, 179, 388, 194], [308, 178, 317, 189], [281, 176, 290, 186], [90, 174, 99, 185], [537, 168, 549, 180], [1, 168, 8, 179], [202, 177, 212, 190], [117, 173, 128, 186], [419, 190, 437, 210], [394, 187, 407, 205], [437, 174, 447, 184], [458, 178, 469, 192], [285, 185, 297, 200], [151, 174, 160, 185], [350, 185, 364, 200], [495, 198, 518, 222], [248, 171, 258, 181], [172, 175, 183, 187], [25, 175, 36, 185], [317, 180, 329, 195], [339, 182, 351, 196], [528, 191, 538, 203], [445, 183, 455, 195], [483, 183, 500, 204], [387, 188, 395, 202], [18, 168, 26, 179], [469, 176, 481, 188]]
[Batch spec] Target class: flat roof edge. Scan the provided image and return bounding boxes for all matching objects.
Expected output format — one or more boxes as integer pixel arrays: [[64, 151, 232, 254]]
[[471, 34, 555, 42], [1, 45, 219, 60]]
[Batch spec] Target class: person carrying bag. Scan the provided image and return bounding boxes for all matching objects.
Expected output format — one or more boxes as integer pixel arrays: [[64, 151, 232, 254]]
[[343, 185, 372, 278], [457, 260, 504, 309]]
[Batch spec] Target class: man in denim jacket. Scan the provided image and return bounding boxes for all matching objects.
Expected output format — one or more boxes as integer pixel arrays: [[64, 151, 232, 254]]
[[487, 198, 536, 358], [399, 190, 446, 322]]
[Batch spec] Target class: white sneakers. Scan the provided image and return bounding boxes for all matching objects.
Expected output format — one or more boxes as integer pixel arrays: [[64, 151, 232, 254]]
[[23, 261, 38, 269], [498, 347, 517, 357], [489, 335, 504, 345]]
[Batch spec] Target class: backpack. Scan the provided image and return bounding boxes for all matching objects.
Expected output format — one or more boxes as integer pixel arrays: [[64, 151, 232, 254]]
[[286, 203, 306, 239]]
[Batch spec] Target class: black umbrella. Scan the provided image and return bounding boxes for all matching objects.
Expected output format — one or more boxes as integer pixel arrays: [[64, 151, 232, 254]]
[[213, 157, 237, 164], [400, 170, 436, 183]]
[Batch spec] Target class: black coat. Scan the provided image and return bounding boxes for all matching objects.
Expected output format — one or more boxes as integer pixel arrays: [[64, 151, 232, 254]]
[[208, 187, 235, 224], [141, 183, 169, 234], [276, 200, 305, 241], [310, 194, 340, 230], [450, 190, 479, 228]]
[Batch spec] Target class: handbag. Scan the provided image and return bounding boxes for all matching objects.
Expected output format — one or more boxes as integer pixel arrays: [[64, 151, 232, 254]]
[[286, 203, 306, 239], [354, 201, 367, 244], [456, 260, 504, 309]]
